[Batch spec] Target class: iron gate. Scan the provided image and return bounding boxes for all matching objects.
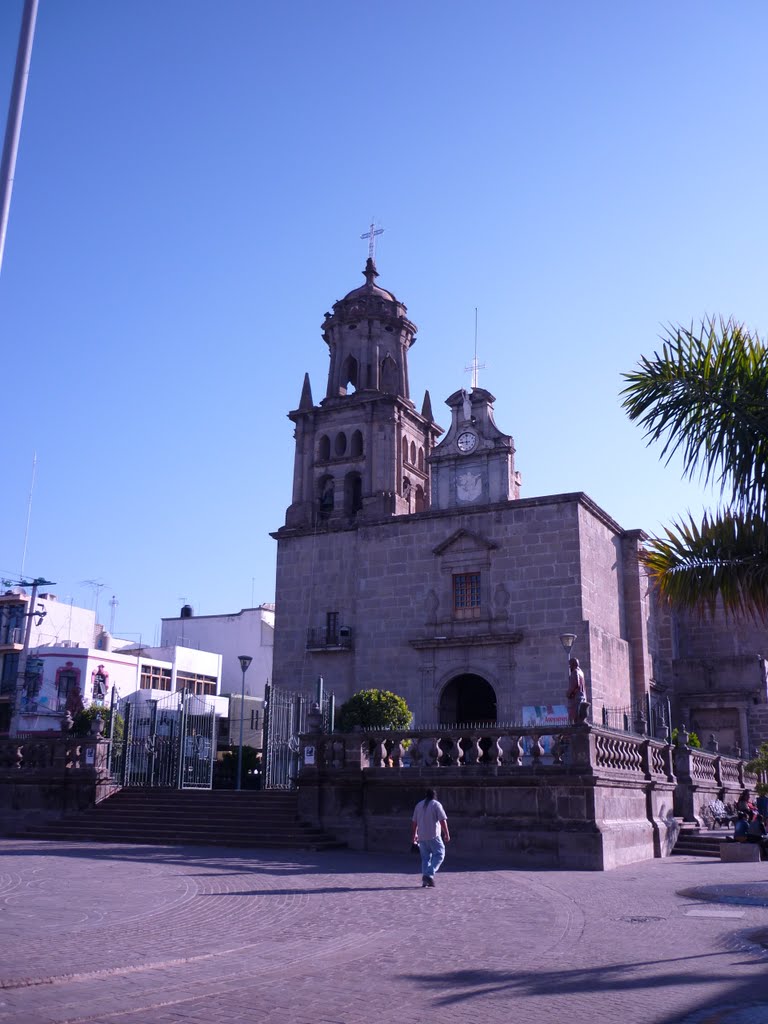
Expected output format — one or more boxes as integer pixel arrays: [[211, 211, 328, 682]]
[[108, 690, 217, 789], [263, 681, 333, 789]]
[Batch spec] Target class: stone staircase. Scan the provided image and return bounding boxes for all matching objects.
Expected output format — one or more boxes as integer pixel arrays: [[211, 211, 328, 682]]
[[671, 825, 724, 858], [13, 789, 344, 851]]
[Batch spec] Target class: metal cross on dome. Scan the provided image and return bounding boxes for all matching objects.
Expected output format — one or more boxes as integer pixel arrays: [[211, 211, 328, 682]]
[[360, 220, 384, 261]]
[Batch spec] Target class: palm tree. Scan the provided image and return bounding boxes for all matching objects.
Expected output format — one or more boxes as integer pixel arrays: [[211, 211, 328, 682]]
[[621, 316, 768, 618]]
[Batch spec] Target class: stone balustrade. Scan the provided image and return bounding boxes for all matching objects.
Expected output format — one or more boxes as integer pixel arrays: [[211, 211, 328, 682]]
[[303, 723, 675, 781], [0, 735, 115, 834], [0, 735, 109, 772], [672, 741, 750, 823]]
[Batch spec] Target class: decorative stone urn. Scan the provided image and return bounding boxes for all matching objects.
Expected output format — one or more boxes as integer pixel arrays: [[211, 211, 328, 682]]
[[90, 714, 106, 737]]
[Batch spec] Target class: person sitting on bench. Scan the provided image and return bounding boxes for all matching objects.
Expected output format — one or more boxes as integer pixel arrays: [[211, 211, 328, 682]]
[[733, 811, 750, 842]]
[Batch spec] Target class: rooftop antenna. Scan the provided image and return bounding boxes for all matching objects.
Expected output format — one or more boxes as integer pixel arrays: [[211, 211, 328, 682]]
[[0, 0, 39, 277], [464, 307, 485, 389], [360, 219, 384, 261], [108, 594, 118, 633], [19, 450, 36, 578], [81, 579, 108, 624]]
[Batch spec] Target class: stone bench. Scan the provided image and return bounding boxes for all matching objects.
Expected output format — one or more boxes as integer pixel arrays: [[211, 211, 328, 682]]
[[719, 842, 762, 863]]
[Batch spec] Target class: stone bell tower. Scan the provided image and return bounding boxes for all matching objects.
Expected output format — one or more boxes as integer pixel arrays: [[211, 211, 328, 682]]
[[284, 259, 442, 529], [428, 387, 521, 510]]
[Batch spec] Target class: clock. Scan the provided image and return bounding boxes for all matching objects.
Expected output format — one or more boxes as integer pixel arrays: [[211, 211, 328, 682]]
[[456, 431, 477, 453]]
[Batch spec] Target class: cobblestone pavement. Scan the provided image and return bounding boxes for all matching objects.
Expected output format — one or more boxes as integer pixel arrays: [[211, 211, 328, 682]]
[[1, 839, 768, 1024]]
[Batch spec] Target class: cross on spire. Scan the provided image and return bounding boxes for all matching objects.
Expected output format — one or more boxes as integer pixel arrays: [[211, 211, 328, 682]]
[[360, 220, 384, 261], [464, 307, 486, 388]]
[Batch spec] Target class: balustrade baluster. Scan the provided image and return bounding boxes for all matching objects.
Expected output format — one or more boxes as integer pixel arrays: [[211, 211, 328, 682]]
[[486, 736, 502, 766], [551, 734, 567, 765], [506, 734, 522, 766], [390, 737, 405, 767], [464, 734, 482, 765], [372, 738, 387, 768], [530, 733, 543, 764]]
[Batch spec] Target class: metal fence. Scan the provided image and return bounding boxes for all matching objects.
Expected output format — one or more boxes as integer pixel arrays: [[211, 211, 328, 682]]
[[263, 680, 334, 789], [108, 689, 217, 789], [598, 694, 671, 740]]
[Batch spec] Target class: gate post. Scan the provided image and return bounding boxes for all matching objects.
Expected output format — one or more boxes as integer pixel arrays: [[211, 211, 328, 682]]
[[262, 682, 272, 789], [121, 702, 132, 787]]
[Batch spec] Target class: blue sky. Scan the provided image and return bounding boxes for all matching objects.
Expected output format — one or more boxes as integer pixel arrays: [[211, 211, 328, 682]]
[[1, 1, 766, 644]]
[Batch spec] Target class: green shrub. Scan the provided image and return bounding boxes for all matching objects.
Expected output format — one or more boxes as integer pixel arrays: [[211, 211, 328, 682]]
[[671, 727, 701, 748], [72, 705, 123, 739], [336, 689, 412, 732]]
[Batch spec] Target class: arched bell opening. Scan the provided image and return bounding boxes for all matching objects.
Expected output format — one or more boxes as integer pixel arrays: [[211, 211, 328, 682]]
[[438, 673, 497, 726]]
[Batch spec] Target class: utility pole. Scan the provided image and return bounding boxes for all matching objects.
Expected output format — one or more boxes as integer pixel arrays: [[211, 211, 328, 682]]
[[4, 575, 55, 736], [0, 0, 39, 276]]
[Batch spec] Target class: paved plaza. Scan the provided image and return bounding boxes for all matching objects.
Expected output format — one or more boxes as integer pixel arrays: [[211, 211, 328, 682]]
[[1, 839, 768, 1024]]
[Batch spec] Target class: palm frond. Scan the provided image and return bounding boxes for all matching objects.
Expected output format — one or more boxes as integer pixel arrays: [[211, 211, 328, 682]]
[[641, 511, 768, 620], [621, 317, 768, 517]]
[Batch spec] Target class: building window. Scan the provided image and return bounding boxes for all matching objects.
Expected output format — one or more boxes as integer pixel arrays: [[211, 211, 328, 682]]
[[318, 475, 334, 519], [250, 709, 260, 729], [0, 604, 25, 645], [453, 573, 481, 619], [140, 666, 172, 691], [0, 653, 19, 695], [56, 667, 80, 711], [176, 671, 217, 696], [344, 472, 363, 516]]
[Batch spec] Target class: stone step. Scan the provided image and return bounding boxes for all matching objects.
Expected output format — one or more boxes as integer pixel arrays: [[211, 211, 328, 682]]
[[672, 830, 725, 857], [12, 788, 345, 851]]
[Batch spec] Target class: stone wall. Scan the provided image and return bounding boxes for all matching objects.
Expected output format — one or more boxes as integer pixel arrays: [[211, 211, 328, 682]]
[[0, 736, 116, 833], [273, 492, 642, 723], [297, 724, 689, 871]]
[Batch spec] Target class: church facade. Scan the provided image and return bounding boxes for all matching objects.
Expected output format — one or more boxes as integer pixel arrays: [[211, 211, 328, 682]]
[[271, 260, 768, 752]]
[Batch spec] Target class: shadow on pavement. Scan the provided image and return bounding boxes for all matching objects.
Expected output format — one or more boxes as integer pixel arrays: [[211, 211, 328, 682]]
[[403, 953, 745, 1006]]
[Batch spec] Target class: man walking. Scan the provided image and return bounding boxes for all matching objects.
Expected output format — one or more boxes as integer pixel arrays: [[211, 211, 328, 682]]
[[412, 788, 450, 887]]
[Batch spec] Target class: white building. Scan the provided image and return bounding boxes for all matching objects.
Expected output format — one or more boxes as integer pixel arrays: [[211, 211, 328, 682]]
[[16, 642, 224, 733], [160, 604, 274, 699], [0, 586, 226, 733], [0, 588, 102, 732]]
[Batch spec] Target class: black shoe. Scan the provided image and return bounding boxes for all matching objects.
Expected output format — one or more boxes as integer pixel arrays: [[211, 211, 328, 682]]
[[425, 876, 435, 887], [421, 875, 428, 887]]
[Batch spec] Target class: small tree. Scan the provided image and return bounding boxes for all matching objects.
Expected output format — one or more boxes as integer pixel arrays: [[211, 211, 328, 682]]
[[336, 689, 412, 732], [746, 743, 768, 791]]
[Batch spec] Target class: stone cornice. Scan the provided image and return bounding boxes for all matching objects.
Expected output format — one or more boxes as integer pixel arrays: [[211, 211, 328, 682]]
[[409, 631, 523, 650]]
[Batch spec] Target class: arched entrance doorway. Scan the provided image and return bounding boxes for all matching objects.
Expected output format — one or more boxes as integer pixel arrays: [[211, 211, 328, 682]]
[[438, 674, 497, 725]]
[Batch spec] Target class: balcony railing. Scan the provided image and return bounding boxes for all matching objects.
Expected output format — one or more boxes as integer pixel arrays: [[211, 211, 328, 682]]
[[0, 627, 22, 646], [306, 627, 352, 650]]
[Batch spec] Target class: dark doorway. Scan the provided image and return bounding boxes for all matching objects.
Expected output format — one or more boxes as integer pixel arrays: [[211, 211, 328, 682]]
[[439, 674, 497, 725]]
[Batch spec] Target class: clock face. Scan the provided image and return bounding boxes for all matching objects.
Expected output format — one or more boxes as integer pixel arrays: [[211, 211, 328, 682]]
[[457, 431, 477, 453]]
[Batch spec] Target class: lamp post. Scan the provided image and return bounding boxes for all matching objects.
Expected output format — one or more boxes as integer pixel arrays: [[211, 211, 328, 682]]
[[236, 655, 252, 791], [559, 633, 577, 700]]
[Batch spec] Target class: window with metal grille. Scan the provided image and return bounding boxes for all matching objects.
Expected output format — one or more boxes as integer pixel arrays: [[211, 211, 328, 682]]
[[453, 573, 481, 619]]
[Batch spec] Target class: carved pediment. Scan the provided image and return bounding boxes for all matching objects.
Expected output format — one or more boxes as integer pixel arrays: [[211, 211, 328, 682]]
[[432, 528, 498, 556]]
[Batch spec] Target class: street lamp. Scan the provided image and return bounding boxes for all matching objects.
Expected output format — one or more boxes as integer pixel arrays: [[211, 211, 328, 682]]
[[559, 632, 577, 679], [236, 655, 252, 791]]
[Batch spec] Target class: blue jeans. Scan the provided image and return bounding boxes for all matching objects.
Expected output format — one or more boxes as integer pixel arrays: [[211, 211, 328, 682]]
[[419, 836, 445, 878]]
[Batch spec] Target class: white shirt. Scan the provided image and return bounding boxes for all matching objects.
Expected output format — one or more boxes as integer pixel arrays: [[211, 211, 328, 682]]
[[412, 798, 447, 840]]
